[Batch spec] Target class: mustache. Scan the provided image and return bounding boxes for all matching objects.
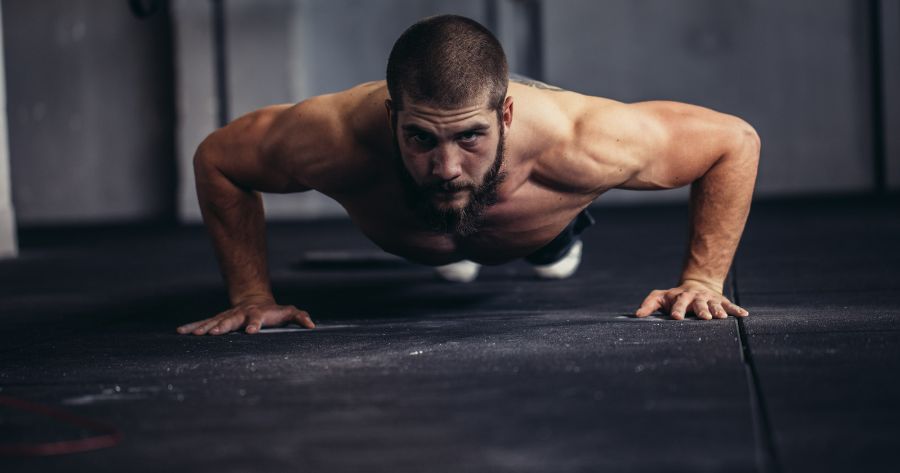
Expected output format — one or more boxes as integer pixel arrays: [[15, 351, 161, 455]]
[[421, 180, 475, 193]]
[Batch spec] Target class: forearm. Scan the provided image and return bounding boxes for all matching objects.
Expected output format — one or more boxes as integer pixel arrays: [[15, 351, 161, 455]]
[[679, 132, 760, 293], [195, 152, 273, 306]]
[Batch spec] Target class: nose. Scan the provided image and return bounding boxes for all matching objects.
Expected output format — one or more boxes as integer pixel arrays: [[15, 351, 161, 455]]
[[430, 145, 463, 181]]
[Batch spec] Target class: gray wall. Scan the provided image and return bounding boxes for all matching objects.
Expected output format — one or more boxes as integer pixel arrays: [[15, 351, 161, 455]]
[[3, 0, 174, 225], [173, 0, 217, 223], [4, 1, 897, 227], [0, 2, 16, 257], [545, 0, 876, 203], [175, 0, 899, 221], [883, 0, 900, 190], [175, 0, 490, 222]]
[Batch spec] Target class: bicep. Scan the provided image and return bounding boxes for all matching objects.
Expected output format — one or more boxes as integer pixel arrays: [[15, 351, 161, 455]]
[[614, 101, 751, 190]]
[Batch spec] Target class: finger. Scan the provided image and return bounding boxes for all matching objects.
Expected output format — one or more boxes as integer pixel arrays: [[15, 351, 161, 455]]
[[194, 317, 225, 335], [210, 315, 244, 335], [245, 309, 265, 334], [693, 299, 713, 320], [724, 301, 750, 317], [293, 309, 316, 329], [635, 291, 664, 318], [709, 301, 728, 319], [179, 307, 237, 334], [178, 318, 212, 334], [670, 292, 694, 320]]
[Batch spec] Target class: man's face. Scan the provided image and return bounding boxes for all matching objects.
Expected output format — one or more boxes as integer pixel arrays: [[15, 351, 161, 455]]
[[390, 97, 512, 236]]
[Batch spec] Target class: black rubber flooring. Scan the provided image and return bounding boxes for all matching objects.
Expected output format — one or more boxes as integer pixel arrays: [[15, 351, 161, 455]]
[[1, 196, 898, 472]]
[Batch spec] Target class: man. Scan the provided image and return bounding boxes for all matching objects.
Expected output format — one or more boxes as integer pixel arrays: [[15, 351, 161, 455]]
[[177, 15, 758, 336]]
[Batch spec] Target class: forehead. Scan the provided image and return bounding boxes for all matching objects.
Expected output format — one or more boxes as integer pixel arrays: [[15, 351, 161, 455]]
[[397, 101, 495, 130]]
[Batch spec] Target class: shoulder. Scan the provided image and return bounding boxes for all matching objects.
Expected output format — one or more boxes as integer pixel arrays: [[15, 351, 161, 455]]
[[514, 85, 755, 194], [516, 87, 640, 194], [262, 82, 393, 195], [567, 97, 752, 190]]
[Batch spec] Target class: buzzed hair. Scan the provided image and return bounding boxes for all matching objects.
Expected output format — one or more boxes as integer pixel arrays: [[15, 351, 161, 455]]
[[386, 15, 509, 111]]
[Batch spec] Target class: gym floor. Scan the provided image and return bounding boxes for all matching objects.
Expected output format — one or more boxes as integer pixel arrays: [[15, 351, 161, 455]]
[[1, 195, 898, 472]]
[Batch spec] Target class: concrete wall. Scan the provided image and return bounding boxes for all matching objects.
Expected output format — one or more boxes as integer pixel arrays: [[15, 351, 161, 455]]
[[0, 2, 16, 257], [882, 0, 900, 191], [544, 0, 875, 204], [3, 0, 175, 225], [172, 0, 217, 222], [4, 1, 893, 228], [175, 0, 489, 222], [173, 0, 894, 221]]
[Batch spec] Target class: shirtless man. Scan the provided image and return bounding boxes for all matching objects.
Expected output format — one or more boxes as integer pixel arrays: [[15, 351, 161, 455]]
[[177, 15, 759, 336]]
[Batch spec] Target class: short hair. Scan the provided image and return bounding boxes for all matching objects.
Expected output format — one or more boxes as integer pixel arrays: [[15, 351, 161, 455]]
[[386, 15, 509, 111]]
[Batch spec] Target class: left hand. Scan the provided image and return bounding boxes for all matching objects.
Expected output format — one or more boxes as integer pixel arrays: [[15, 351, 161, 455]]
[[635, 282, 749, 320]]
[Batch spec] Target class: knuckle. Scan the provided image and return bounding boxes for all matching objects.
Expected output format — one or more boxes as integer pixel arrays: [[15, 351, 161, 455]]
[[247, 307, 264, 316]]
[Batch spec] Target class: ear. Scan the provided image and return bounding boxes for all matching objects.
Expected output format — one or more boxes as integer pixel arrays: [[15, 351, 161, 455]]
[[501, 96, 514, 129], [385, 99, 398, 133]]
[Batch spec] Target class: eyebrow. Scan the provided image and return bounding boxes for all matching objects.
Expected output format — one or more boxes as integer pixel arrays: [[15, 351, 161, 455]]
[[400, 124, 431, 134], [459, 124, 490, 133], [400, 123, 491, 135]]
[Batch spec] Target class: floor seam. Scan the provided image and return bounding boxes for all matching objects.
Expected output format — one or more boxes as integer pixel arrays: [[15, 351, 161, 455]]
[[733, 263, 782, 473]]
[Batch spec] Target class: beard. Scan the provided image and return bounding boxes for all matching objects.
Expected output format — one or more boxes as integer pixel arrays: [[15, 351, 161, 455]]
[[394, 117, 507, 237]]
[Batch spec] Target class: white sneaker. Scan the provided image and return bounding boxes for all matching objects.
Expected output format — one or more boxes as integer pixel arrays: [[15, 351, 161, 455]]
[[532, 240, 583, 280], [434, 260, 481, 283]]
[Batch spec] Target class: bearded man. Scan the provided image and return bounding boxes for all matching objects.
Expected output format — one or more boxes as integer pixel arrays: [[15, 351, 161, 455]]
[[177, 14, 759, 336]]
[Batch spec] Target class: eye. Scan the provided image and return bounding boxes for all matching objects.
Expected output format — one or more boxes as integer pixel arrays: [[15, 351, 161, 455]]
[[409, 133, 435, 147], [458, 131, 482, 143]]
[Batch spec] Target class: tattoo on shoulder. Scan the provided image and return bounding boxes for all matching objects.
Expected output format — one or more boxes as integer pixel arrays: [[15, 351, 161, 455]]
[[511, 77, 566, 92]]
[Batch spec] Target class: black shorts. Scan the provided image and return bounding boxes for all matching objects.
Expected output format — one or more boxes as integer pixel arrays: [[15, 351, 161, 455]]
[[524, 209, 595, 265]]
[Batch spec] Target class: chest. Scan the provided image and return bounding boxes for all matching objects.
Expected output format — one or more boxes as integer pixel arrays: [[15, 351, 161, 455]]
[[341, 182, 591, 266]]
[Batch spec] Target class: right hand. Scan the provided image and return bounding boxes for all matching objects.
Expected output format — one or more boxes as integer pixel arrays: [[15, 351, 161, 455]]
[[177, 297, 315, 336]]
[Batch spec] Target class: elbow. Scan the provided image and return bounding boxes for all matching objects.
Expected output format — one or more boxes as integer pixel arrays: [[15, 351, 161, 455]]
[[192, 134, 231, 197], [738, 121, 761, 156], [729, 121, 761, 190], [193, 133, 222, 177], [746, 126, 761, 159], [731, 120, 761, 171]]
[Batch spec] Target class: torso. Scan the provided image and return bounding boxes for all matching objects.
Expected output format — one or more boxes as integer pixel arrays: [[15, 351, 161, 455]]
[[342, 178, 590, 266], [298, 81, 624, 266]]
